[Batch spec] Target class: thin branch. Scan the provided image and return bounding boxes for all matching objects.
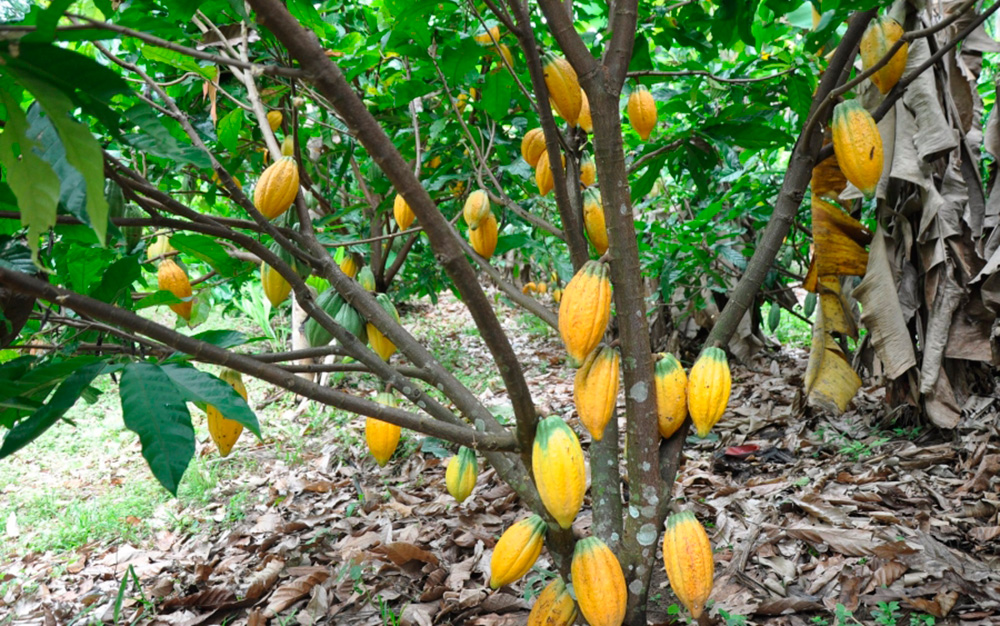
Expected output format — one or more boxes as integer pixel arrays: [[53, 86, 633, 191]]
[[627, 67, 795, 84]]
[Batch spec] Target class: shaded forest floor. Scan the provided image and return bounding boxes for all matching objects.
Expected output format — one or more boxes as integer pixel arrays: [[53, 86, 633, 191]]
[[2, 291, 999, 626]]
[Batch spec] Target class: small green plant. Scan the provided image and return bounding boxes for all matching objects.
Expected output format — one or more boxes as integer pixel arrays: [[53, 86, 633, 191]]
[[872, 601, 901, 625], [232, 283, 287, 351], [719, 609, 748, 625], [910, 614, 935, 626]]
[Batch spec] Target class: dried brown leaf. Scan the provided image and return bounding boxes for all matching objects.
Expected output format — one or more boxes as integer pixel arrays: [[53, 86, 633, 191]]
[[263, 570, 331, 617]]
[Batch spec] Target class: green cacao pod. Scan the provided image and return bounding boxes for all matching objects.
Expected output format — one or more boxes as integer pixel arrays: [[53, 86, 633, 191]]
[[304, 288, 345, 347]]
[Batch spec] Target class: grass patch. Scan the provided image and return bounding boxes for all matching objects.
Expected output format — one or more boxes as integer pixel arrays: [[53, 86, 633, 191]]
[[761, 301, 812, 349]]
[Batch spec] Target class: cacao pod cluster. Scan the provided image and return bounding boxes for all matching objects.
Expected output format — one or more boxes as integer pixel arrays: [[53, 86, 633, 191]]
[[463, 189, 499, 259]]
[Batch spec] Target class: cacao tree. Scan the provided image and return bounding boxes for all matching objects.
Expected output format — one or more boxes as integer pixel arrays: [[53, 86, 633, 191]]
[[1, 0, 998, 623]]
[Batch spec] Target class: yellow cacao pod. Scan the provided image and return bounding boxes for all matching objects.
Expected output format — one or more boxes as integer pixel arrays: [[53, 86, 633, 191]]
[[558, 261, 611, 367], [583, 188, 608, 255], [654, 352, 688, 439], [521, 128, 546, 167], [206, 368, 248, 457], [687, 347, 731, 437], [860, 16, 908, 94], [831, 100, 883, 199], [146, 234, 175, 261], [578, 91, 593, 133], [571, 537, 627, 626], [527, 577, 578, 626], [366, 392, 401, 466], [469, 212, 498, 258], [426, 155, 441, 170], [474, 25, 501, 45], [663, 510, 714, 618], [393, 193, 415, 231], [522, 282, 537, 294], [627, 85, 657, 141], [496, 43, 514, 69], [574, 345, 619, 441], [490, 514, 546, 588], [463, 189, 491, 230], [580, 155, 596, 188], [536, 150, 555, 196], [552, 287, 562, 303], [157, 258, 193, 321], [532, 416, 585, 529], [261, 263, 291, 308], [340, 252, 361, 279], [367, 293, 400, 362], [543, 53, 582, 126], [536, 281, 547, 294], [445, 446, 478, 503], [254, 156, 299, 219], [266, 110, 283, 132]]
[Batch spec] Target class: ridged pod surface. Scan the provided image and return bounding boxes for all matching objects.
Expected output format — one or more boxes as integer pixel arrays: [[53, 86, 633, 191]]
[[367, 293, 400, 362], [366, 392, 401, 466], [463, 189, 491, 230], [340, 253, 361, 279], [521, 128, 546, 167], [393, 193, 415, 231], [261, 263, 291, 307], [654, 352, 688, 439], [580, 156, 596, 188], [254, 156, 299, 219], [831, 100, 883, 199], [582, 188, 608, 255], [157, 258, 193, 321], [532, 416, 585, 529], [543, 53, 582, 126], [334, 303, 368, 344], [535, 151, 555, 196], [445, 446, 478, 502], [860, 16, 908, 94], [663, 510, 714, 618], [470, 212, 498, 258], [571, 537, 627, 626], [147, 234, 176, 261], [267, 110, 283, 131], [627, 85, 657, 141], [687, 347, 731, 437], [357, 266, 377, 292], [304, 288, 345, 348], [578, 91, 593, 133], [527, 576, 578, 626], [206, 369, 248, 457], [558, 261, 611, 366], [574, 345, 619, 441], [489, 514, 546, 588]]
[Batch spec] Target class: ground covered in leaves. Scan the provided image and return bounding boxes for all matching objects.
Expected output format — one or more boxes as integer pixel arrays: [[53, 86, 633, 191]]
[[2, 292, 999, 626]]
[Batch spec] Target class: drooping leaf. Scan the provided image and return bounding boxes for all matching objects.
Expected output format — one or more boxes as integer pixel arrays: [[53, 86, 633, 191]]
[[159, 363, 261, 438], [804, 306, 861, 413]]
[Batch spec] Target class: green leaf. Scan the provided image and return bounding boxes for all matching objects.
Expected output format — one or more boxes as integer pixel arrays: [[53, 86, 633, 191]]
[[189, 330, 249, 350], [159, 363, 261, 438], [141, 45, 215, 79], [170, 233, 246, 277], [122, 104, 212, 168], [120, 362, 195, 495], [217, 107, 244, 153], [136, 289, 188, 309], [91, 256, 143, 307], [26, 102, 88, 224], [22, 0, 74, 43], [481, 71, 513, 122]]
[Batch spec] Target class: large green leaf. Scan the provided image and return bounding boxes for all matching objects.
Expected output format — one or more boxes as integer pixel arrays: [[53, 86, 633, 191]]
[[170, 233, 247, 277], [160, 363, 261, 437]]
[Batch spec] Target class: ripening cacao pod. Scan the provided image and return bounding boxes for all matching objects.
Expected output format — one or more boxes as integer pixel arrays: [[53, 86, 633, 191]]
[[463, 189, 491, 230], [578, 91, 593, 133], [522, 282, 537, 294], [627, 85, 657, 141], [571, 537, 627, 626], [304, 288, 345, 347], [489, 514, 546, 588], [574, 345, 620, 441], [147, 233, 175, 261], [367, 292, 400, 362], [552, 288, 562, 303], [687, 347, 731, 437], [536, 282, 547, 294], [582, 188, 608, 255], [157, 258, 193, 321], [536, 150, 555, 196], [206, 368, 249, 457], [254, 156, 299, 219], [558, 261, 611, 366], [445, 446, 478, 503], [261, 263, 291, 307], [393, 193, 415, 231], [521, 128, 546, 167], [580, 155, 596, 188], [340, 252, 361, 279], [532, 416, 585, 529], [860, 16, 908, 94], [654, 352, 688, 439], [527, 577, 578, 626], [357, 266, 377, 292], [543, 53, 582, 126], [267, 110, 283, 131], [495, 43, 514, 68], [663, 510, 715, 618], [366, 391, 401, 466], [831, 100, 883, 199], [469, 212, 499, 258], [474, 25, 501, 45]]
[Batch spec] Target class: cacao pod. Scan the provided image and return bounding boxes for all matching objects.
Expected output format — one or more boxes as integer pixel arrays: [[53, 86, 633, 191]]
[[445, 445, 478, 502], [663, 510, 714, 618], [157, 258, 193, 321], [527, 576, 578, 626], [687, 347, 731, 437], [582, 187, 608, 255], [831, 100, 883, 199], [357, 266, 377, 292], [489, 514, 546, 588], [578, 91, 593, 133], [536, 282, 547, 294], [147, 233, 175, 261], [469, 212, 498, 259], [558, 261, 611, 366], [267, 110, 283, 131], [627, 85, 657, 141], [860, 16, 908, 94], [522, 282, 537, 294], [580, 155, 596, 187], [552, 287, 562, 303], [426, 155, 442, 169], [450, 180, 466, 197], [463, 189, 491, 230], [521, 128, 546, 168], [304, 288, 345, 347], [393, 193, 415, 231], [571, 536, 627, 626], [367, 292, 400, 362], [495, 43, 514, 69], [366, 391, 401, 466], [532, 416, 585, 529], [270, 240, 310, 280], [536, 150, 555, 196], [340, 252, 361, 279], [543, 53, 582, 126], [280, 136, 294, 157], [254, 156, 299, 220], [654, 352, 688, 439], [206, 368, 248, 457], [474, 25, 500, 45], [261, 263, 291, 308], [121, 204, 143, 250], [573, 345, 619, 441], [334, 302, 368, 345]]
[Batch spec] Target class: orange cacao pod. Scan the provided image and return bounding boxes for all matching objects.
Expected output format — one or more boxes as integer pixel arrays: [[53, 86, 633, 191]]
[[543, 53, 582, 126], [654, 352, 688, 439], [266, 110, 283, 131], [663, 510, 714, 618], [254, 156, 299, 219], [366, 392, 401, 466], [206, 368, 248, 457], [532, 416, 585, 529], [627, 85, 657, 141], [574, 345, 619, 441], [860, 16, 908, 94], [489, 514, 546, 588], [469, 212, 498, 258], [582, 187, 608, 255], [558, 260, 611, 366], [393, 193, 415, 231], [157, 258, 193, 321], [578, 91, 593, 133], [571, 537, 627, 626], [445, 446, 478, 502], [687, 347, 731, 437], [521, 128, 546, 167], [831, 100, 883, 199], [527, 577, 577, 626]]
